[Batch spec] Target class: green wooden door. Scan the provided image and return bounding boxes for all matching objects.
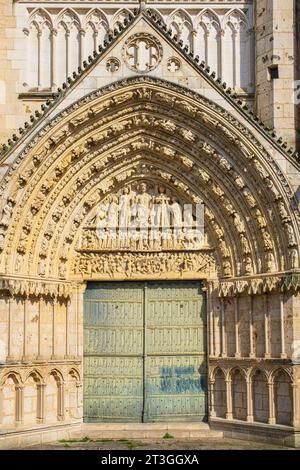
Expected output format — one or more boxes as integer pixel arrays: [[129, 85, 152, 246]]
[[84, 281, 207, 422]]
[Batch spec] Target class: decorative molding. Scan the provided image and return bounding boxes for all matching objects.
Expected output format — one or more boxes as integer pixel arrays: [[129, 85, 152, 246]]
[[217, 273, 300, 297], [0, 277, 75, 299]]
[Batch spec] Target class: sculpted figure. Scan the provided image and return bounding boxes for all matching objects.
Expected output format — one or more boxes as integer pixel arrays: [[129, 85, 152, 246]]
[[289, 248, 299, 269], [135, 182, 152, 228], [219, 240, 230, 258], [243, 189, 257, 208], [219, 157, 232, 171], [235, 175, 245, 189], [262, 230, 274, 250], [0, 200, 14, 227], [119, 187, 132, 230], [0, 229, 5, 250], [38, 258, 46, 276], [285, 224, 297, 247], [233, 213, 245, 233], [255, 209, 266, 228], [265, 252, 275, 272], [278, 200, 289, 221], [244, 256, 253, 275], [40, 233, 51, 256], [58, 263, 67, 279], [223, 260, 232, 277], [240, 234, 251, 254], [153, 186, 170, 229]]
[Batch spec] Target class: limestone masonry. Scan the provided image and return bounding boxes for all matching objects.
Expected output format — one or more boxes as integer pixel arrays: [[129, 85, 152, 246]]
[[0, 0, 300, 448]]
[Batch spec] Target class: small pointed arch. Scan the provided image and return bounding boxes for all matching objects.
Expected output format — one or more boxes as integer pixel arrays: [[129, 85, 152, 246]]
[[85, 8, 109, 32], [0, 370, 22, 387], [55, 8, 81, 32], [24, 368, 44, 384], [111, 8, 132, 30], [84, 9, 109, 54], [195, 8, 221, 33], [223, 8, 249, 32], [49, 368, 65, 384], [195, 8, 221, 74], [167, 8, 193, 30], [229, 365, 247, 380], [167, 9, 193, 51], [68, 367, 81, 382], [29, 8, 53, 32], [270, 366, 293, 384], [249, 366, 268, 381]]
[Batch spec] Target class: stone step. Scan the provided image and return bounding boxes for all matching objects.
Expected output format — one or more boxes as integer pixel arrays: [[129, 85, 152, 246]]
[[70, 422, 223, 440]]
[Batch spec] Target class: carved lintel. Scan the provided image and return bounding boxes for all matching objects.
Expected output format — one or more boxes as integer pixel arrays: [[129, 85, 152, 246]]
[[72, 250, 217, 281]]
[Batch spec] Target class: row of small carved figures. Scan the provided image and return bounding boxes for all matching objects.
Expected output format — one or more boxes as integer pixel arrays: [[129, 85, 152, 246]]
[[74, 253, 215, 274]]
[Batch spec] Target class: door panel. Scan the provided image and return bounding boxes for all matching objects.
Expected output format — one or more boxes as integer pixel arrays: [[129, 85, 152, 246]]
[[145, 282, 206, 421], [84, 283, 144, 422], [84, 281, 207, 422]]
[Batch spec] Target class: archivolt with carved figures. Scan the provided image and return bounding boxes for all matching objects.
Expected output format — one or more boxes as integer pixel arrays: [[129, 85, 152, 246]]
[[0, 77, 298, 288]]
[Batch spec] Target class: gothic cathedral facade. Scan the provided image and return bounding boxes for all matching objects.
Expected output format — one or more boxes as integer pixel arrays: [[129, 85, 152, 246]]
[[0, 0, 300, 448]]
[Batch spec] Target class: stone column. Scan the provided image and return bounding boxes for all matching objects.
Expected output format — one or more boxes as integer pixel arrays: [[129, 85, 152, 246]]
[[6, 296, 14, 361], [37, 297, 42, 360], [77, 284, 86, 358], [249, 295, 255, 358], [234, 297, 240, 357], [37, 30, 42, 89], [0, 386, 3, 424], [51, 299, 56, 360], [218, 29, 224, 79], [225, 377, 233, 420], [76, 381, 83, 419], [246, 376, 254, 423], [264, 294, 270, 358], [220, 298, 227, 357], [280, 294, 287, 358], [37, 383, 46, 424], [79, 29, 85, 65], [190, 30, 197, 55], [51, 29, 57, 88], [232, 30, 238, 89], [57, 382, 65, 421], [15, 385, 24, 427], [22, 297, 27, 361], [268, 381, 276, 425], [210, 285, 216, 357], [65, 300, 69, 359], [247, 28, 255, 92], [292, 383, 299, 428], [209, 379, 216, 418]]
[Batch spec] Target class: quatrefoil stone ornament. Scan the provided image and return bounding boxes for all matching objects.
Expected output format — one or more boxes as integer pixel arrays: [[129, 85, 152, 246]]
[[123, 33, 163, 73]]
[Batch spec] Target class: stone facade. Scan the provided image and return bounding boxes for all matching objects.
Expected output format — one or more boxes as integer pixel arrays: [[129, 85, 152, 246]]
[[0, 1, 300, 448]]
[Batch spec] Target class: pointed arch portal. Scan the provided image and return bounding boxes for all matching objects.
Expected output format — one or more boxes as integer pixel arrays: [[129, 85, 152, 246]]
[[0, 76, 300, 427]]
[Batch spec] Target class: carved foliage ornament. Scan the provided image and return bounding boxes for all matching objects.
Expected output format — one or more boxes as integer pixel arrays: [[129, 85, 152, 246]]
[[123, 33, 163, 73]]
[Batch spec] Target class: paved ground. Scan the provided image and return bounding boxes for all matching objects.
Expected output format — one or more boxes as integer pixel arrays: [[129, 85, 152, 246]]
[[24, 436, 297, 450]]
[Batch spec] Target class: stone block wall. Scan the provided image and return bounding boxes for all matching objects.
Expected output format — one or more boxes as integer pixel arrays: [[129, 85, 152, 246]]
[[255, 0, 299, 149], [208, 289, 300, 430], [0, 288, 83, 430]]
